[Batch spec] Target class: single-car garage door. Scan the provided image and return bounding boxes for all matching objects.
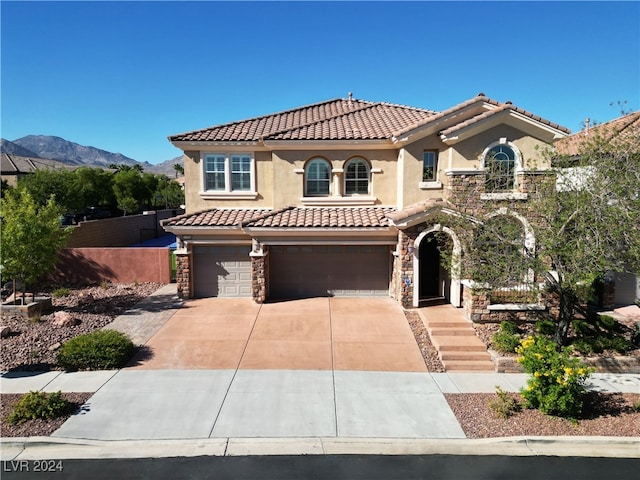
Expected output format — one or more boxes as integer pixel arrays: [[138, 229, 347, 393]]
[[269, 245, 390, 298], [193, 246, 252, 298]]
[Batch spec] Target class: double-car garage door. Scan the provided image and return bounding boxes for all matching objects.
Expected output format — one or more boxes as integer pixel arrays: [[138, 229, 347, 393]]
[[269, 245, 390, 298], [193, 244, 390, 299]]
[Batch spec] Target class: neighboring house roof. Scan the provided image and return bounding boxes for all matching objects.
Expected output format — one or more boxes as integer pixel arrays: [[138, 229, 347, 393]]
[[169, 93, 570, 145], [555, 110, 640, 156], [1, 153, 71, 174], [163, 206, 396, 229]]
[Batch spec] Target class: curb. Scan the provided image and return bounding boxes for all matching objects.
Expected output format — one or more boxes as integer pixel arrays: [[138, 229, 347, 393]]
[[2, 436, 639, 460]]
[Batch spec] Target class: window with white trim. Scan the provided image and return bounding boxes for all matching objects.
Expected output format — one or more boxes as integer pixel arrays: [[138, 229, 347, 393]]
[[203, 153, 253, 193], [305, 158, 331, 196], [423, 151, 438, 181], [484, 144, 517, 192], [344, 157, 370, 195]]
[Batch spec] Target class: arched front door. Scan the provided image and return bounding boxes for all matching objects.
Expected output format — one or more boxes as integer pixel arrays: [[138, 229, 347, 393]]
[[413, 226, 461, 308], [418, 232, 449, 303]]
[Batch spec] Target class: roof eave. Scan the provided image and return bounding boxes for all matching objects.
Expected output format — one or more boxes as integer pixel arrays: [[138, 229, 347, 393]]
[[440, 109, 569, 145], [170, 140, 265, 151], [260, 139, 394, 150]]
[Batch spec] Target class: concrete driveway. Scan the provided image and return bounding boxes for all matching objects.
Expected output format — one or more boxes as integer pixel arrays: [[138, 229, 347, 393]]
[[128, 297, 427, 372]]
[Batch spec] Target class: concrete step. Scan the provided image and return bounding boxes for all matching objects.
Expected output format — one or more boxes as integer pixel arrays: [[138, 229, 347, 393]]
[[427, 320, 474, 329], [440, 351, 493, 361], [429, 327, 477, 336], [443, 360, 495, 372], [432, 336, 488, 352]]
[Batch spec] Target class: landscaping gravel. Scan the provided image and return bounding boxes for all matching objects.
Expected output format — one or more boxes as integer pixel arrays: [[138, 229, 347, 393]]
[[0, 282, 163, 371], [0, 393, 92, 437]]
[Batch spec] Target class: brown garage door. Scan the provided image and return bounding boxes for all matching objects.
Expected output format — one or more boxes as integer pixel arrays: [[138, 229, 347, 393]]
[[193, 246, 252, 298], [269, 245, 390, 298]]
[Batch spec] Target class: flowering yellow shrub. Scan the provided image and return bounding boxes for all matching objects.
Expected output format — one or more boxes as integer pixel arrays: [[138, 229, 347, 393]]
[[516, 335, 593, 419]]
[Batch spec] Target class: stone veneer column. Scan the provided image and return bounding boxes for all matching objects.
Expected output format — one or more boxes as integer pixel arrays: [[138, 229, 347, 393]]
[[250, 248, 268, 303], [174, 251, 192, 299]]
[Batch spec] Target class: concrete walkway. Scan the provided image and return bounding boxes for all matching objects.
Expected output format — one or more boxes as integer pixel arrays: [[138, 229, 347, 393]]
[[1, 284, 639, 459]]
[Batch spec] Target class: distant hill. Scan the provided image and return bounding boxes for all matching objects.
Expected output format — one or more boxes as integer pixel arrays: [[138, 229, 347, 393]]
[[11, 135, 154, 170], [2, 135, 183, 176], [0, 139, 41, 158], [147, 155, 184, 176]]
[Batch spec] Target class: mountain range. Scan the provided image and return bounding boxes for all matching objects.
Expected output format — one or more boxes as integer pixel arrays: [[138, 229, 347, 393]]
[[1, 136, 183, 176]]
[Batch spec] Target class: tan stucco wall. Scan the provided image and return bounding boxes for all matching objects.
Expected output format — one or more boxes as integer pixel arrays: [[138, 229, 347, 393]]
[[180, 124, 553, 214], [184, 150, 274, 213], [448, 125, 550, 171], [272, 149, 398, 208]]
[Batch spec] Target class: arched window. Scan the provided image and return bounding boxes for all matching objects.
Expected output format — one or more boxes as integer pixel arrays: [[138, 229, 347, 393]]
[[484, 144, 517, 192], [305, 158, 331, 196], [344, 158, 370, 195]]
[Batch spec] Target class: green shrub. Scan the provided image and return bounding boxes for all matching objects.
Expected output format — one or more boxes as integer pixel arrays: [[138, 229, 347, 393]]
[[57, 329, 134, 371], [492, 322, 522, 353], [600, 336, 633, 354], [535, 319, 556, 336], [597, 314, 617, 330], [572, 319, 592, 337], [572, 338, 598, 355], [8, 391, 70, 424], [488, 386, 521, 419], [499, 321, 519, 335], [52, 287, 71, 298], [516, 335, 593, 419]]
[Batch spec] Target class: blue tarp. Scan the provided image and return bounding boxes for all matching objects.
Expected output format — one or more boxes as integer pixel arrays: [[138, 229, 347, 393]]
[[131, 234, 177, 249]]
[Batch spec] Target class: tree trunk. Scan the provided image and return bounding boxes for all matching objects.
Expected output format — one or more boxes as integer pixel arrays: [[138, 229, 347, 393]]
[[554, 288, 575, 347]]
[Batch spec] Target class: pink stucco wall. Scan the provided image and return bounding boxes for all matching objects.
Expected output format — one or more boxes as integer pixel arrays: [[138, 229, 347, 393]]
[[52, 248, 171, 284]]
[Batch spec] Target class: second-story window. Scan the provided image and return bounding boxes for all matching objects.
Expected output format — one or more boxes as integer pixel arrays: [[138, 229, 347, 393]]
[[305, 158, 331, 195], [423, 151, 438, 181], [484, 144, 516, 192], [205, 155, 226, 190], [204, 153, 253, 192], [344, 157, 370, 195]]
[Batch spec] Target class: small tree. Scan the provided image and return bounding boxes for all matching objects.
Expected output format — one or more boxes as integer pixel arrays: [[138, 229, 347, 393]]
[[432, 112, 640, 347], [539, 119, 640, 345], [0, 189, 71, 301], [173, 163, 184, 178]]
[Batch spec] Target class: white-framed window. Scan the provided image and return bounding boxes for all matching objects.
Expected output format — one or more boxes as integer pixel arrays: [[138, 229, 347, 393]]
[[483, 141, 520, 192], [423, 150, 438, 181], [203, 153, 254, 193], [305, 157, 331, 196], [344, 157, 370, 195]]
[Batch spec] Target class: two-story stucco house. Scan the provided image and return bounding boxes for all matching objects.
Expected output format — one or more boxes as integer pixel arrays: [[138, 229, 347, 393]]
[[162, 93, 570, 320]]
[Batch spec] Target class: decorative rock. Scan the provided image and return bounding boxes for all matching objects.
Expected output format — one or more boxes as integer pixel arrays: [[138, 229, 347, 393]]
[[53, 311, 78, 327], [0, 325, 11, 338], [49, 342, 61, 351]]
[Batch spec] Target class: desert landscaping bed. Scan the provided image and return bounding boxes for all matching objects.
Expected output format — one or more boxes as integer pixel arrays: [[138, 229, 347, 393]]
[[0, 282, 163, 372]]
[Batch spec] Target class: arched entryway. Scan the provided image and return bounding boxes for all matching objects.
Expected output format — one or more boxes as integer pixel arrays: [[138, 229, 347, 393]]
[[413, 226, 461, 308]]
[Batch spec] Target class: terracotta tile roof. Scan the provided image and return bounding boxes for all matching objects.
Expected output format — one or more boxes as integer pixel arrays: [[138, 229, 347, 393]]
[[386, 199, 446, 224], [439, 102, 570, 137], [243, 206, 396, 228], [169, 97, 436, 142], [161, 208, 271, 227], [555, 111, 640, 156], [170, 94, 569, 144]]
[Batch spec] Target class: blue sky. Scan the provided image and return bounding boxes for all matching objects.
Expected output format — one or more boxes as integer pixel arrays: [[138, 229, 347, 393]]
[[1, 1, 639, 165]]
